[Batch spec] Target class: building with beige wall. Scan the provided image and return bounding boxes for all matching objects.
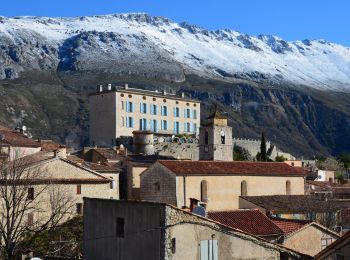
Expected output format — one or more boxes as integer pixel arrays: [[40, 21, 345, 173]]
[[89, 84, 201, 147], [140, 160, 306, 211], [0, 152, 118, 231], [315, 231, 350, 260], [83, 198, 311, 260]]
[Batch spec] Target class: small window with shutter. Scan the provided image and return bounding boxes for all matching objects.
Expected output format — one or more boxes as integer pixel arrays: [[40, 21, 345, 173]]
[[27, 212, 34, 226], [76, 203, 83, 215], [200, 239, 218, 260], [77, 184, 81, 195], [116, 217, 125, 238], [27, 187, 34, 200]]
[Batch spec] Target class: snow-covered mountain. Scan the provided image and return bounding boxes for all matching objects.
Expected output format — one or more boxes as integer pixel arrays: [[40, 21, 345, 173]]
[[1, 13, 350, 91]]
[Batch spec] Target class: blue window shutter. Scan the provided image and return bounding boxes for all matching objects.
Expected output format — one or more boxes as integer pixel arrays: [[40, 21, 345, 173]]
[[213, 240, 218, 260], [155, 105, 158, 115], [188, 109, 191, 118], [126, 117, 129, 127], [183, 108, 186, 118], [173, 107, 176, 117], [140, 103, 142, 113], [131, 117, 134, 128], [164, 120, 167, 130], [145, 104, 147, 114], [173, 122, 176, 133], [126, 102, 129, 112], [154, 120, 157, 132], [200, 240, 209, 260]]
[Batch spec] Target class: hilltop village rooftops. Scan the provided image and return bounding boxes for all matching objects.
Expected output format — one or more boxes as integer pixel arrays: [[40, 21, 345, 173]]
[[89, 85, 200, 103], [156, 160, 306, 176], [269, 217, 311, 234]]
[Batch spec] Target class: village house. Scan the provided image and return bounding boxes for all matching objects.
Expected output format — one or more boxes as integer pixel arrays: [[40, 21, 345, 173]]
[[83, 198, 312, 260], [315, 230, 350, 260], [140, 160, 306, 211], [0, 151, 119, 229], [207, 209, 339, 256], [89, 84, 201, 147], [0, 125, 41, 160]]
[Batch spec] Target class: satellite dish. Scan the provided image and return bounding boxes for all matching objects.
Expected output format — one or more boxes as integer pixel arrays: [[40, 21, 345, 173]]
[[220, 131, 225, 137], [192, 206, 206, 217]]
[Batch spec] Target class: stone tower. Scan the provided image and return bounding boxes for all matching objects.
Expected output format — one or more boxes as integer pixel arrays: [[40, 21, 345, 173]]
[[199, 108, 233, 161]]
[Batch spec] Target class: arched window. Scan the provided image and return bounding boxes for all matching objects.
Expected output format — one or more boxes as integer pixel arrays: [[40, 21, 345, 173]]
[[200, 180, 208, 202], [286, 180, 291, 195], [204, 131, 209, 145], [241, 181, 247, 196]]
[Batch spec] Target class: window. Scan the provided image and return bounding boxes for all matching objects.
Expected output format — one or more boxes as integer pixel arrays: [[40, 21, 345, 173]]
[[205, 131, 209, 145], [121, 101, 124, 110], [193, 123, 197, 134], [336, 254, 345, 260], [291, 162, 295, 166], [76, 203, 83, 214], [128, 102, 133, 112], [154, 181, 160, 191], [127, 117, 134, 128], [241, 181, 247, 196], [121, 117, 125, 127], [186, 122, 191, 132], [153, 120, 158, 132], [162, 120, 168, 131], [151, 104, 157, 115], [162, 106, 168, 116], [200, 240, 218, 260], [321, 238, 333, 249], [110, 178, 115, 189], [186, 108, 191, 118], [27, 212, 34, 226], [140, 103, 147, 114], [77, 184, 81, 195], [174, 107, 180, 117], [286, 181, 291, 195], [116, 217, 125, 238], [27, 187, 34, 200], [193, 109, 197, 119], [174, 121, 180, 134], [200, 180, 208, 202], [171, 238, 176, 254]]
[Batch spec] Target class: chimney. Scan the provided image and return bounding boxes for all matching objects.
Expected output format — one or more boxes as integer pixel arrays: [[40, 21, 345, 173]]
[[162, 89, 167, 95], [125, 83, 129, 90], [190, 198, 199, 212], [108, 84, 112, 91], [99, 85, 103, 92], [181, 92, 185, 98]]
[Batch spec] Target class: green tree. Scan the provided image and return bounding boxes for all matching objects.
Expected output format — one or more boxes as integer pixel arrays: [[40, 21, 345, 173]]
[[275, 155, 287, 162], [260, 132, 267, 162]]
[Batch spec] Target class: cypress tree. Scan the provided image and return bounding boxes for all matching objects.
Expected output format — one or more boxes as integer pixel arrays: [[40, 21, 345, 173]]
[[260, 132, 267, 162]]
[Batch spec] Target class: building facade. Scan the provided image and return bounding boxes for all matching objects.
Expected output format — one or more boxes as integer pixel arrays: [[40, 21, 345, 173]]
[[140, 161, 306, 211], [83, 198, 310, 260], [89, 84, 201, 147]]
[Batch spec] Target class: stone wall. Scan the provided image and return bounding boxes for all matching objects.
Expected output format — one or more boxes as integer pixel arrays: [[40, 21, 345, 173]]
[[154, 142, 199, 160], [140, 163, 178, 205]]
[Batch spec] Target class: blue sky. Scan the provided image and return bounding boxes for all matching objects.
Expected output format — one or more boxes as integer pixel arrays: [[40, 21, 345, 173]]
[[1, 0, 349, 46]]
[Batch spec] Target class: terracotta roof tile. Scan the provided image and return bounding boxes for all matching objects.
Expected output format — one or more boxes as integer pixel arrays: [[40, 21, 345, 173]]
[[158, 161, 306, 176], [208, 209, 284, 236], [0, 129, 40, 148], [39, 140, 65, 152], [269, 217, 310, 234]]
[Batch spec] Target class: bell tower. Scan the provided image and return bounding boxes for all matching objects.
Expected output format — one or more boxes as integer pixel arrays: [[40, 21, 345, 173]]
[[199, 107, 233, 161]]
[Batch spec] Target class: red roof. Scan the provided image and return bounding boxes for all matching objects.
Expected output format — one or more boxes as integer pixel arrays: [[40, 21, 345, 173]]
[[269, 217, 310, 234], [208, 209, 284, 236], [0, 129, 40, 148], [158, 161, 305, 176]]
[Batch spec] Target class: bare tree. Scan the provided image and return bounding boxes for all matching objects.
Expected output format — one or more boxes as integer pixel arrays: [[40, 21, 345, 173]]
[[0, 156, 75, 259]]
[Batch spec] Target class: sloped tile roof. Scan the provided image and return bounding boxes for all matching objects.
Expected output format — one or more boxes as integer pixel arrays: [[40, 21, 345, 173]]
[[208, 209, 284, 236], [0, 128, 40, 147], [158, 161, 306, 176], [240, 195, 350, 213], [269, 217, 310, 234]]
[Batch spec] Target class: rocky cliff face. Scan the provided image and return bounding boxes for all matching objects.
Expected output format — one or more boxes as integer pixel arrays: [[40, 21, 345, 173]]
[[0, 13, 349, 157]]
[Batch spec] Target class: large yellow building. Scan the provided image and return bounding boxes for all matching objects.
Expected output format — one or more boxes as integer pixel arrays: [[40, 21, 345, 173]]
[[89, 84, 201, 147], [140, 160, 306, 211]]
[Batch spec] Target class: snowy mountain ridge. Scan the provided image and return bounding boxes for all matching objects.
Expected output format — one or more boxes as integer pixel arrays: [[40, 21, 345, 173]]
[[1, 13, 350, 91]]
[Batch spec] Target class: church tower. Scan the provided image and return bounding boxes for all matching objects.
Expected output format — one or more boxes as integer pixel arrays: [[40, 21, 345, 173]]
[[199, 108, 233, 161]]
